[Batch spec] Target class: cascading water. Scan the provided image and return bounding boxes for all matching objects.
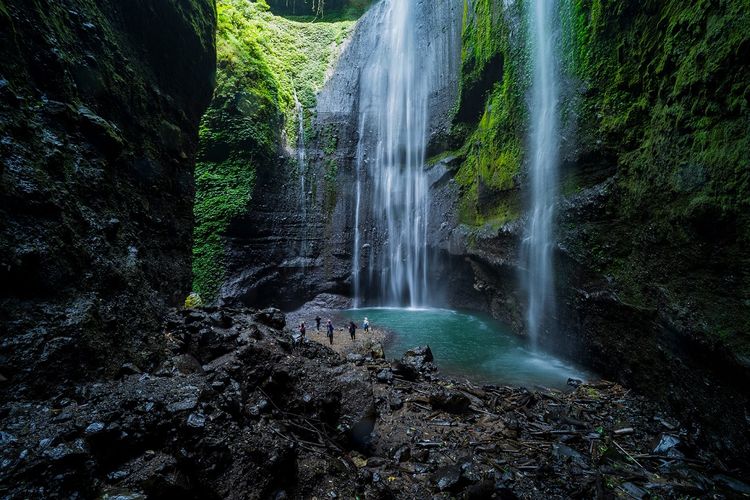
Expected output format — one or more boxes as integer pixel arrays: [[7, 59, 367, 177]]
[[352, 0, 433, 307], [523, 0, 562, 347], [294, 91, 310, 263]]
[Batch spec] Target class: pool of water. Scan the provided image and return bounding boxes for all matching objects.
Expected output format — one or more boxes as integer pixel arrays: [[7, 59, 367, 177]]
[[343, 308, 590, 389]]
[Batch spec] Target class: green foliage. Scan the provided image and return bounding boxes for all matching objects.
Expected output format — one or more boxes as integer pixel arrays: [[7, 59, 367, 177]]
[[574, 0, 750, 219], [452, 0, 528, 226], [567, 0, 750, 351], [184, 292, 204, 309], [192, 0, 357, 299]]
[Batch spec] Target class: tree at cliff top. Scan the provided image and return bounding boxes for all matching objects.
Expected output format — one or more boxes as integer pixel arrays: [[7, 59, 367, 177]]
[[193, 0, 360, 300]]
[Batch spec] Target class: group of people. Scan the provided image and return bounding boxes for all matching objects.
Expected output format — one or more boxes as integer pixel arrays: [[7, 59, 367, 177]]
[[298, 315, 370, 345]]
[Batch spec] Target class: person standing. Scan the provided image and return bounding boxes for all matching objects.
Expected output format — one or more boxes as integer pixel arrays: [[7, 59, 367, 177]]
[[298, 322, 306, 339], [315, 315, 322, 332], [348, 321, 357, 341], [363, 317, 370, 333], [326, 319, 334, 345]]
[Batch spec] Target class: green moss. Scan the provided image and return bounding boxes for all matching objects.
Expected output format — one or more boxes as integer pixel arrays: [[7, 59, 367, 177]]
[[566, 0, 750, 353], [192, 0, 357, 299], [452, 0, 527, 226], [574, 0, 750, 219]]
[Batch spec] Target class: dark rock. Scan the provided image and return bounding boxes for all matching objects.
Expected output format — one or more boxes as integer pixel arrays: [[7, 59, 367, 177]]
[[119, 363, 142, 376], [390, 360, 419, 381], [84, 422, 106, 436], [621, 482, 648, 499], [567, 378, 583, 388], [209, 311, 233, 329], [404, 345, 433, 363], [370, 342, 385, 360], [170, 354, 204, 375], [186, 412, 206, 429], [166, 385, 201, 413], [465, 479, 495, 499], [653, 434, 680, 455], [713, 474, 750, 496], [376, 369, 394, 384], [0, 0, 216, 400], [393, 445, 411, 463], [255, 308, 286, 329], [0, 432, 17, 445], [389, 394, 403, 410], [432, 463, 463, 492], [401, 345, 435, 373], [347, 353, 365, 364], [551, 443, 586, 466], [429, 389, 471, 414], [366, 457, 387, 467]]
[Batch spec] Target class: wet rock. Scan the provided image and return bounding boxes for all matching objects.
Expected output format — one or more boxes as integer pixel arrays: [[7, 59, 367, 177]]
[[551, 443, 586, 467], [119, 363, 142, 376], [186, 412, 206, 429], [402, 345, 434, 372], [347, 353, 365, 364], [43, 439, 88, 462], [0, 432, 17, 445], [370, 342, 385, 360], [85, 422, 106, 436], [376, 369, 394, 384], [390, 360, 419, 381], [567, 378, 583, 388], [713, 474, 750, 495], [432, 463, 463, 492], [429, 389, 471, 413], [653, 434, 680, 455], [389, 394, 403, 410], [393, 445, 411, 463], [255, 308, 286, 329], [158, 353, 204, 376], [404, 345, 433, 363], [367, 457, 387, 467], [621, 482, 648, 499], [166, 385, 201, 413], [209, 311, 234, 329]]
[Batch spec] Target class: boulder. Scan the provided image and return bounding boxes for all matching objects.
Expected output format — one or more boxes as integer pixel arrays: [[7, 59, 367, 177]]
[[429, 389, 471, 414]]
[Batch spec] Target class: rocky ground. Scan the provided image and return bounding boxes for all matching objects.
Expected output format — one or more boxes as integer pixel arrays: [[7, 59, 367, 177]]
[[1, 307, 748, 499]]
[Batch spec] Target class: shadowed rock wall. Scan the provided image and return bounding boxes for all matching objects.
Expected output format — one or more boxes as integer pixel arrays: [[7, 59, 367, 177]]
[[444, 0, 750, 459], [0, 0, 216, 396]]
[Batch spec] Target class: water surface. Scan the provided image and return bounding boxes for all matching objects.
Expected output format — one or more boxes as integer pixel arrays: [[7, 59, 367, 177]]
[[344, 308, 589, 389]]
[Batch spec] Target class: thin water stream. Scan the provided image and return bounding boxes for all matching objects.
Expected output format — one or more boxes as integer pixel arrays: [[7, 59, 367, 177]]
[[523, 0, 562, 346]]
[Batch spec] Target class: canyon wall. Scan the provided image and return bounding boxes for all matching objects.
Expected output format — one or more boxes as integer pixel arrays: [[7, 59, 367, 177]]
[[447, 0, 750, 457], [0, 0, 216, 395]]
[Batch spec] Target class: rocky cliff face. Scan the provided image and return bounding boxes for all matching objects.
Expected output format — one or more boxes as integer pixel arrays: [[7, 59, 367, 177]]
[[444, 0, 750, 458], [217, 0, 466, 309], [0, 0, 216, 396]]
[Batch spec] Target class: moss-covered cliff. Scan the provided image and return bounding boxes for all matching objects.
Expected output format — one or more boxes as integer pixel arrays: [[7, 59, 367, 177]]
[[193, 0, 359, 300], [451, 0, 528, 228], [0, 0, 216, 394], [449, 0, 749, 457], [567, 0, 750, 354]]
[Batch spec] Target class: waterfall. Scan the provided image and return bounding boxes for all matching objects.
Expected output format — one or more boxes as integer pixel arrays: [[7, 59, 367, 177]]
[[294, 91, 309, 263], [523, 0, 562, 346], [352, 0, 433, 307]]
